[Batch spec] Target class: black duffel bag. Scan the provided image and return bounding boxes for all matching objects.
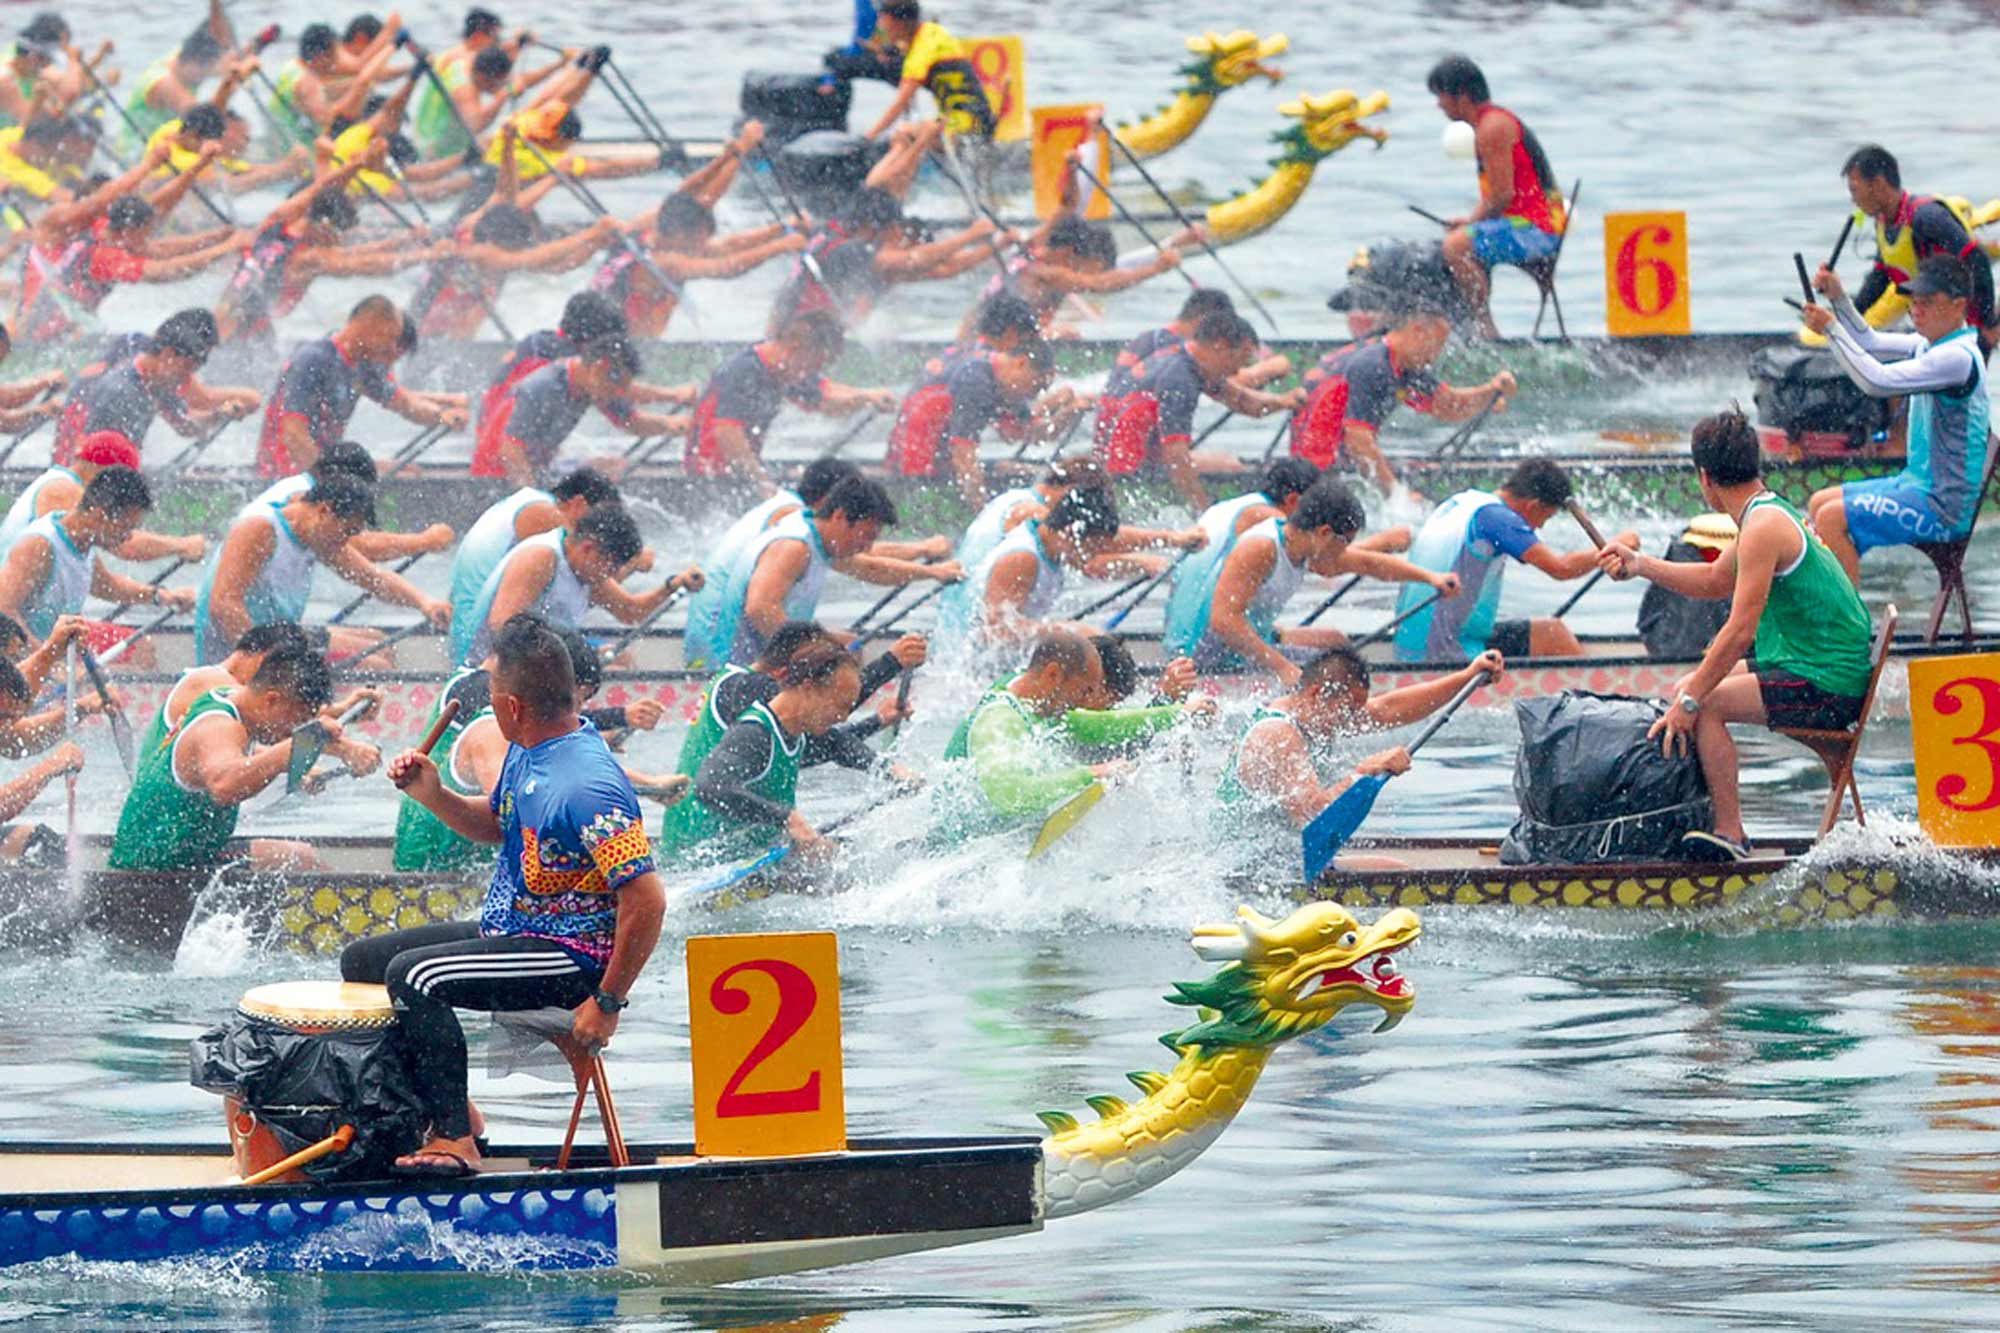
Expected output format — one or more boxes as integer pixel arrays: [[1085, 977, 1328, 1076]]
[[1500, 691, 1712, 864], [774, 130, 880, 215], [191, 1014, 427, 1183], [1638, 533, 1733, 659], [1749, 344, 1890, 446], [740, 71, 850, 147]]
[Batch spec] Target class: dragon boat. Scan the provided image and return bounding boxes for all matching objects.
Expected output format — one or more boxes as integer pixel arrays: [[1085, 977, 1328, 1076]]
[[0, 902, 1419, 1276]]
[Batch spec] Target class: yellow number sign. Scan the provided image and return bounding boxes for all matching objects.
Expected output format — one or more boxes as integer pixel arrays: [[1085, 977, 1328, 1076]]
[[688, 931, 845, 1158], [964, 35, 1027, 142], [1603, 210, 1691, 337], [1029, 105, 1111, 222], [1910, 653, 2000, 848]]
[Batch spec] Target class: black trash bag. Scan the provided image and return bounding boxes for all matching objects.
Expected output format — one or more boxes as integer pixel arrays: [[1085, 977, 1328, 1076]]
[[1500, 691, 1712, 864], [1749, 344, 1890, 446], [774, 130, 881, 216], [1637, 539, 1733, 659], [739, 71, 849, 149], [191, 1015, 427, 1183], [1326, 238, 1477, 326]]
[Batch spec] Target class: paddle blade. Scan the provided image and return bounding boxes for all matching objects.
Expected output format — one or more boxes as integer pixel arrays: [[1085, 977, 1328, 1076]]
[[1301, 774, 1392, 883], [1028, 782, 1104, 860], [107, 708, 137, 780], [286, 721, 330, 794], [674, 845, 792, 907]]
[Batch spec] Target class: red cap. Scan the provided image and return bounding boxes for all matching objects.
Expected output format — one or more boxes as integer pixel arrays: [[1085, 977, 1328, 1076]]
[[76, 431, 142, 470]]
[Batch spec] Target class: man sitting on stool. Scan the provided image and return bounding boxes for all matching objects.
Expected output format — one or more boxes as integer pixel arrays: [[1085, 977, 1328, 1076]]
[[343, 615, 668, 1177]]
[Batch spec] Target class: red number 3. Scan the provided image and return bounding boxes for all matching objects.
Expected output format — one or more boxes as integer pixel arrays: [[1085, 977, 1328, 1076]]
[[711, 959, 821, 1117], [1933, 675, 2000, 812]]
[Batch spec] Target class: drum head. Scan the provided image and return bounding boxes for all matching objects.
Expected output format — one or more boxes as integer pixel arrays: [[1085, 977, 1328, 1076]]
[[238, 981, 397, 1030]]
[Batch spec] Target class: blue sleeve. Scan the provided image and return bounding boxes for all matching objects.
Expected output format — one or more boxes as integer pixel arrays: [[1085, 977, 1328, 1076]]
[[1476, 503, 1541, 560], [358, 359, 397, 405]]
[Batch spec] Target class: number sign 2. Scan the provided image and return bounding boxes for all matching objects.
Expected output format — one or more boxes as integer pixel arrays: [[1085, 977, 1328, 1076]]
[[1909, 654, 2000, 848], [688, 932, 845, 1157], [1603, 210, 1691, 337]]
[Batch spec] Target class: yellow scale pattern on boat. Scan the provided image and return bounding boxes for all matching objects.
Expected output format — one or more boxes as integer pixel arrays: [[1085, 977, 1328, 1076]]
[[277, 882, 485, 955], [1303, 866, 1906, 921]]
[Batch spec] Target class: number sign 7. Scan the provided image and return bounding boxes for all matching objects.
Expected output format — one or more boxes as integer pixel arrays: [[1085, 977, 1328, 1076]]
[[689, 932, 846, 1157]]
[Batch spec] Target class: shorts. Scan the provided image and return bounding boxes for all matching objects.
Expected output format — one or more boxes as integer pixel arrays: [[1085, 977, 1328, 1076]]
[[1756, 668, 1863, 731], [1488, 618, 1533, 659], [1840, 476, 1958, 553], [1470, 219, 1561, 269]]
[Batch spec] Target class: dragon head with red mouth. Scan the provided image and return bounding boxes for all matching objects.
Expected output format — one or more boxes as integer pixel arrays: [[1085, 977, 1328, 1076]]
[[1164, 903, 1420, 1051]]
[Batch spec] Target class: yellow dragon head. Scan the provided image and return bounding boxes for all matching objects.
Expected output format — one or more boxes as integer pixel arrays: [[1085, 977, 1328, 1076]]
[[1165, 903, 1420, 1049], [1271, 89, 1392, 164], [1181, 30, 1288, 94]]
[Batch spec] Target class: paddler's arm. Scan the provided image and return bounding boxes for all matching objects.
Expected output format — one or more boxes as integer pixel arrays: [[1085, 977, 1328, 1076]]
[[742, 540, 808, 642], [1237, 721, 1341, 828], [709, 420, 778, 494], [1429, 372, 1516, 419], [1823, 301, 1976, 396], [664, 230, 808, 279], [1519, 537, 1630, 582], [36, 142, 172, 242], [1157, 434, 1209, 512], [966, 701, 1098, 818], [325, 540, 453, 628], [1812, 266, 1929, 366], [1339, 422, 1399, 493], [1334, 546, 1458, 595], [179, 376, 261, 418], [388, 386, 468, 431], [89, 558, 193, 610], [388, 748, 503, 843], [141, 145, 224, 224], [694, 720, 805, 829], [1600, 535, 1736, 600], [182, 713, 306, 806], [1035, 251, 1181, 294], [1365, 650, 1504, 729], [113, 529, 207, 563], [861, 78, 923, 140], [588, 567, 701, 623], [817, 381, 900, 418], [1653, 510, 1783, 752], [0, 743, 83, 823], [0, 537, 54, 628], [836, 551, 963, 587], [1208, 537, 1300, 685], [481, 542, 559, 631], [1061, 702, 1185, 747]]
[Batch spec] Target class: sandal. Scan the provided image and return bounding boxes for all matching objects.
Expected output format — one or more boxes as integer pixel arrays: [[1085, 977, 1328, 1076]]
[[392, 1146, 480, 1178]]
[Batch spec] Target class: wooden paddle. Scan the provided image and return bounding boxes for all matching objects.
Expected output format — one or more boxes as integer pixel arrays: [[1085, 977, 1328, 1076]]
[[1301, 668, 1491, 881], [1028, 781, 1105, 860], [390, 698, 463, 792]]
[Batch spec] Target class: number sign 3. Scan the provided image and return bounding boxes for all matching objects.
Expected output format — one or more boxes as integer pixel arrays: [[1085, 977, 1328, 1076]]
[[1909, 654, 2000, 847], [689, 932, 846, 1157]]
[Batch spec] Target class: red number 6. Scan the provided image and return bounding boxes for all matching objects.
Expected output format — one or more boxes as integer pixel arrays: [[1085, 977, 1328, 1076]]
[[710, 959, 822, 1117], [1615, 226, 1678, 317], [1933, 675, 2000, 812]]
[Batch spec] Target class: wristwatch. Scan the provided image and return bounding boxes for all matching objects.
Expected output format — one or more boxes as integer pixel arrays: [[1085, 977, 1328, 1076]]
[[1677, 694, 1701, 716], [592, 988, 628, 1014]]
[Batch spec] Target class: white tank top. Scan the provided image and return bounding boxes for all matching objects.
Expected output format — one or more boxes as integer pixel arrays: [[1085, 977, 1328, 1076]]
[[7, 511, 90, 638], [243, 472, 312, 519], [1238, 516, 1306, 636], [0, 466, 79, 549], [466, 527, 590, 663], [725, 508, 832, 665], [973, 518, 1064, 626], [450, 486, 553, 661]]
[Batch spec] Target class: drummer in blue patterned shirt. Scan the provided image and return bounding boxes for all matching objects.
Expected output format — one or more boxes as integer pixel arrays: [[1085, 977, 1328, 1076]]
[[341, 614, 666, 1177]]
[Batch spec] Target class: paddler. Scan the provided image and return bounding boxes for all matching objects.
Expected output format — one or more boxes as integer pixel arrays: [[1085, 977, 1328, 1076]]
[[1395, 458, 1634, 662], [144, 99, 305, 194], [475, 291, 628, 441], [0, 615, 129, 753], [461, 502, 700, 665], [0, 651, 87, 866], [1214, 645, 1505, 864], [1168, 480, 1458, 683], [135, 622, 320, 755], [256, 295, 468, 477], [685, 309, 898, 490], [0, 466, 192, 645], [192, 472, 452, 665], [1291, 305, 1519, 489], [1838, 145, 1997, 353], [483, 66, 674, 182], [0, 20, 70, 127], [412, 16, 570, 161], [690, 475, 959, 668], [1427, 55, 1566, 339], [123, 6, 232, 145], [52, 308, 260, 463], [1105, 290, 1293, 402], [471, 333, 693, 485], [0, 430, 206, 564], [980, 215, 1182, 339], [0, 332, 63, 435], [859, 0, 995, 143], [950, 455, 1109, 578], [448, 468, 622, 661], [1093, 310, 1304, 510], [240, 440, 455, 563], [888, 335, 1091, 509], [1596, 408, 1876, 863], [1801, 255, 1991, 584], [107, 645, 350, 872], [931, 628, 1200, 841], [347, 616, 669, 1178]]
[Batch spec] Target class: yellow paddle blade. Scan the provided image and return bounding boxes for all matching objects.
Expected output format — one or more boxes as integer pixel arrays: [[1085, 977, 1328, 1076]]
[[1028, 783, 1105, 860]]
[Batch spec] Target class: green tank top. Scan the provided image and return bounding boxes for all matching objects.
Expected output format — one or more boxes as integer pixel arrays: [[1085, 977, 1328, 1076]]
[[136, 667, 211, 758], [1216, 705, 1295, 808], [660, 701, 802, 863], [125, 60, 175, 146], [659, 664, 754, 853], [1743, 494, 1874, 698], [109, 688, 244, 870], [268, 61, 315, 147], [392, 686, 492, 871], [412, 57, 473, 159]]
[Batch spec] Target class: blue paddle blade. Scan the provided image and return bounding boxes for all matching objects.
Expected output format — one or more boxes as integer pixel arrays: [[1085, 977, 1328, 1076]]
[[1300, 773, 1393, 883], [675, 844, 792, 907]]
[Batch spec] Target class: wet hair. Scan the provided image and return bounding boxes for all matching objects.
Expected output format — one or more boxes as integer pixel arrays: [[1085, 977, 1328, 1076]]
[[1193, 310, 1258, 348], [839, 186, 903, 231], [0, 657, 26, 706], [307, 188, 360, 230], [1260, 457, 1323, 504], [555, 109, 583, 141], [300, 22, 336, 60], [1292, 481, 1365, 537], [1019, 337, 1055, 378], [1502, 457, 1574, 508], [1044, 456, 1107, 489], [1177, 289, 1236, 321], [180, 104, 225, 141], [343, 15, 383, 44], [1044, 484, 1120, 539], [575, 502, 643, 565], [879, 0, 920, 20], [250, 644, 333, 709], [798, 455, 861, 506], [1047, 218, 1117, 268], [312, 440, 379, 485], [1089, 634, 1139, 702], [783, 639, 857, 688], [1690, 405, 1763, 486], [579, 333, 642, 379], [397, 312, 419, 355], [0, 614, 27, 661], [20, 117, 67, 150], [654, 192, 714, 238], [1842, 144, 1899, 189], [471, 46, 513, 82], [493, 615, 575, 722], [819, 475, 897, 526], [761, 620, 827, 669], [472, 202, 535, 248], [557, 291, 626, 343], [1426, 54, 1489, 102], [235, 622, 313, 657], [20, 14, 68, 45], [179, 29, 222, 66], [349, 293, 401, 327], [1300, 645, 1370, 696], [303, 473, 378, 525], [78, 465, 150, 517], [780, 308, 847, 360], [464, 7, 503, 37], [554, 625, 602, 701], [1027, 628, 1091, 676], [974, 292, 1041, 342], [550, 467, 618, 506], [106, 195, 154, 232], [152, 307, 218, 362]]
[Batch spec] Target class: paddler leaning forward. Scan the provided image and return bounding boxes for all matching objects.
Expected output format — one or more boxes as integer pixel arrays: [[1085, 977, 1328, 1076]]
[[1596, 408, 1877, 863], [347, 615, 669, 1178]]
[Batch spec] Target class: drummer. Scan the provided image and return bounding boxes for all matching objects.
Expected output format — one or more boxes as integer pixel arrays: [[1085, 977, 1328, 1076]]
[[346, 615, 669, 1178]]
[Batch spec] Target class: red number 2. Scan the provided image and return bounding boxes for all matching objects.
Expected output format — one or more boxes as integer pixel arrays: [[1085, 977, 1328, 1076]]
[[710, 959, 821, 1117], [1615, 226, 1678, 316], [1933, 675, 2000, 812]]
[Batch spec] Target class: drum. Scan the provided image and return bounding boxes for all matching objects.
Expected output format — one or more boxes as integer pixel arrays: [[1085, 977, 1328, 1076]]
[[226, 982, 398, 1181]]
